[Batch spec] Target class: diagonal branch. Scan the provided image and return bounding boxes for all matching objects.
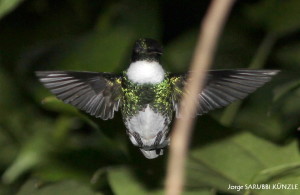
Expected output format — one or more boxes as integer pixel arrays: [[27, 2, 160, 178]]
[[165, 1, 236, 195]]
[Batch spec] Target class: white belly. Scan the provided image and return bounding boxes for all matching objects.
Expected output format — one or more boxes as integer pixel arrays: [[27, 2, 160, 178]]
[[125, 105, 170, 147]]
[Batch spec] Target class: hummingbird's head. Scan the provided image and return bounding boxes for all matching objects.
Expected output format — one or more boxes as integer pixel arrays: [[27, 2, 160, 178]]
[[131, 38, 163, 62]]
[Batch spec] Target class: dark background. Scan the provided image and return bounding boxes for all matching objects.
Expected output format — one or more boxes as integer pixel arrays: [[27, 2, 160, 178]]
[[0, 0, 300, 194]]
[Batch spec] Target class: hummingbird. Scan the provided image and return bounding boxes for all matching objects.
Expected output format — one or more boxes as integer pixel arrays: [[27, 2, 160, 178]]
[[36, 38, 279, 159]]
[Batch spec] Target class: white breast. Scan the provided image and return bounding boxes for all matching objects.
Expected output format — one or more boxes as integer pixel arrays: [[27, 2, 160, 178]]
[[126, 60, 165, 84], [125, 105, 169, 146]]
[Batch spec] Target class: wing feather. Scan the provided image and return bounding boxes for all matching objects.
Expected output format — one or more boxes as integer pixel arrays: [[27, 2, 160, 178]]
[[170, 69, 279, 116], [36, 71, 122, 120]]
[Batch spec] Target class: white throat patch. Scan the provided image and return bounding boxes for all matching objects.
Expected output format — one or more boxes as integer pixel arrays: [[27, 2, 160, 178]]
[[126, 61, 165, 84]]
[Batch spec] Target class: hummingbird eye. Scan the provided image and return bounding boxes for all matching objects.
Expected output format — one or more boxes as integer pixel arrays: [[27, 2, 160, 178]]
[[134, 45, 143, 53]]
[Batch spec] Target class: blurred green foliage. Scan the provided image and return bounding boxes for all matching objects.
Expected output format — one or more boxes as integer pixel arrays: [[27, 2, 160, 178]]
[[0, 0, 300, 194]]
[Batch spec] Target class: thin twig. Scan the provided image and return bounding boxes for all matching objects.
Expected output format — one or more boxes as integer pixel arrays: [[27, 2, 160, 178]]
[[165, 1, 236, 195]]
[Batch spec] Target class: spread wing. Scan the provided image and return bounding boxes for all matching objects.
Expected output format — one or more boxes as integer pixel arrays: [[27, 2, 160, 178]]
[[36, 71, 122, 120], [170, 69, 279, 116]]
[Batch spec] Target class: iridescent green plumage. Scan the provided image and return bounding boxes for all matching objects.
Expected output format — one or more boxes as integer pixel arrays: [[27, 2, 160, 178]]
[[121, 72, 173, 120]]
